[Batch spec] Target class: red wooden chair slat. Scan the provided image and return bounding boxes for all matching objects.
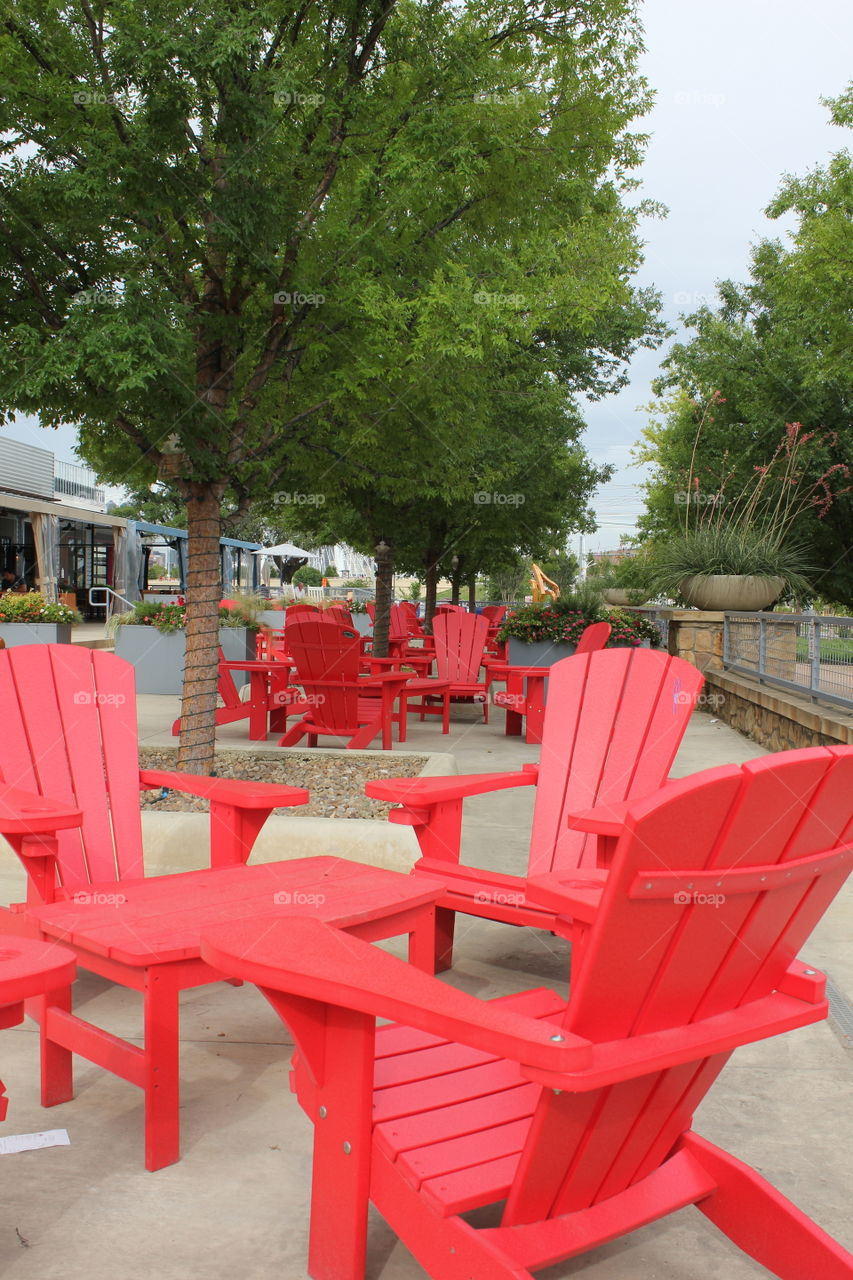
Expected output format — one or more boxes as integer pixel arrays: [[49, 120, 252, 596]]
[[367, 648, 704, 971], [428, 612, 490, 720], [200, 746, 853, 1280]]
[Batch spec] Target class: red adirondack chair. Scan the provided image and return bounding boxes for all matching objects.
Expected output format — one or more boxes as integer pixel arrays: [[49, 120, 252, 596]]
[[170, 645, 301, 739], [202, 745, 853, 1280], [279, 617, 410, 749], [0, 933, 77, 1123], [0, 644, 312, 1169], [367, 647, 704, 970], [423, 609, 490, 723], [491, 620, 612, 740]]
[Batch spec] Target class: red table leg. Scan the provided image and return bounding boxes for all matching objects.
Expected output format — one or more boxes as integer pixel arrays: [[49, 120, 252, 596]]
[[525, 675, 547, 745]]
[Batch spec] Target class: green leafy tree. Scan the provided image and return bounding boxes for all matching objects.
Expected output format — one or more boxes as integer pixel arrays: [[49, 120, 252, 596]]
[[0, 0, 657, 763], [636, 88, 853, 601]]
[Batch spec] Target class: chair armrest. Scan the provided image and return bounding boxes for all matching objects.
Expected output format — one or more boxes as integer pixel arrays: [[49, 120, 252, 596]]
[[139, 770, 309, 811], [201, 916, 590, 1073], [566, 777, 688, 837], [525, 870, 608, 923], [140, 770, 310, 867], [0, 785, 83, 836], [365, 767, 539, 806]]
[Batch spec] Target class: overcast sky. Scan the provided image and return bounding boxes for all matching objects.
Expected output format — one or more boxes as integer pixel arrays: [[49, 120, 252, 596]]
[[6, 0, 853, 544], [582, 0, 853, 555]]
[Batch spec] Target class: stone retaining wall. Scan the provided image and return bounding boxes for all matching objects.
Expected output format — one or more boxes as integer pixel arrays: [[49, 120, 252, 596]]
[[703, 667, 853, 752]]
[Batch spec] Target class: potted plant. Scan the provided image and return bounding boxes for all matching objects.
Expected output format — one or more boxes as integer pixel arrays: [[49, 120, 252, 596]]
[[591, 553, 656, 606], [605, 608, 662, 648], [113, 598, 259, 694], [0, 591, 82, 646], [653, 418, 845, 610], [348, 597, 373, 635], [653, 525, 813, 610]]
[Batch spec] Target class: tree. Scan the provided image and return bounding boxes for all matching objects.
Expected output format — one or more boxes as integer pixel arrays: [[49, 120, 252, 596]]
[[0, 1, 656, 764], [636, 88, 853, 601]]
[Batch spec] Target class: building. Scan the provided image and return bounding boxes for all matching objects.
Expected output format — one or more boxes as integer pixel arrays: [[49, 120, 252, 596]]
[[0, 436, 262, 611]]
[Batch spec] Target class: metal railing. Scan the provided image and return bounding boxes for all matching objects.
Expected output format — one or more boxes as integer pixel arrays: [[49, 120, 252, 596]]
[[54, 459, 106, 506], [88, 586, 135, 622], [723, 612, 853, 710]]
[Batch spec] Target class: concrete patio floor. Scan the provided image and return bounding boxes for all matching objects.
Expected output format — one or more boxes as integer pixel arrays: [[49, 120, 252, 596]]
[[0, 700, 850, 1279]]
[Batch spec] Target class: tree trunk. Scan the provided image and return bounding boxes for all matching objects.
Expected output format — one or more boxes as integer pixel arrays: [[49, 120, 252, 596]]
[[467, 571, 477, 611], [177, 481, 225, 774], [373, 540, 394, 658], [424, 558, 439, 632], [450, 572, 460, 606]]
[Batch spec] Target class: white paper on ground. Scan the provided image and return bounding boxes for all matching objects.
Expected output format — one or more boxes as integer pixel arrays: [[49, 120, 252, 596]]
[[0, 1128, 70, 1154]]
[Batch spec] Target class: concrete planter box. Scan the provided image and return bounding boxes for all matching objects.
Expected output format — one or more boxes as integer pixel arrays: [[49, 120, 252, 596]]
[[0, 622, 73, 647], [507, 638, 577, 668], [257, 609, 288, 629], [115, 626, 256, 695], [351, 614, 372, 636]]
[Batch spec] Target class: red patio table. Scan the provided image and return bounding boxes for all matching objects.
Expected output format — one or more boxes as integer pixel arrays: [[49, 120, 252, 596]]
[[395, 678, 452, 741], [220, 656, 299, 741], [489, 663, 551, 744]]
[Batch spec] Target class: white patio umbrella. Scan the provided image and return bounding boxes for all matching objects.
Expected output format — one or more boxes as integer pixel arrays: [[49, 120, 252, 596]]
[[252, 542, 312, 558]]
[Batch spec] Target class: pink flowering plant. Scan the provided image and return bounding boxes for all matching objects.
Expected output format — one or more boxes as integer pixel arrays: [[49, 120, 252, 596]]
[[0, 591, 81, 624], [497, 598, 659, 647], [654, 413, 850, 602]]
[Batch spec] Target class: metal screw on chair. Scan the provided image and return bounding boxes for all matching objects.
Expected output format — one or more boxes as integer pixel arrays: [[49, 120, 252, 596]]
[[318, 1106, 327, 1118], [343, 1141, 352, 1154], [804, 969, 817, 975], [550, 1034, 564, 1042]]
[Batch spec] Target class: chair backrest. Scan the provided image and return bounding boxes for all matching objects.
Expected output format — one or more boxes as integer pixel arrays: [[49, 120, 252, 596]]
[[285, 617, 363, 732], [434, 603, 464, 616], [481, 605, 507, 627], [365, 602, 376, 623], [431, 611, 490, 682], [397, 601, 423, 637], [325, 604, 354, 627], [388, 604, 410, 642], [284, 603, 320, 624], [505, 746, 853, 1223], [0, 645, 144, 889], [528, 648, 704, 874], [574, 620, 611, 654]]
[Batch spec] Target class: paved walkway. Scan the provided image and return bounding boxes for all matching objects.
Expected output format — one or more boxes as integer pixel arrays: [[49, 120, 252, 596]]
[[0, 702, 850, 1279]]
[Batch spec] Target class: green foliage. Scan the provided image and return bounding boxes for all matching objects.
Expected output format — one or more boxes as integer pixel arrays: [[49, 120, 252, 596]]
[[407, 580, 422, 602], [115, 599, 259, 633], [323, 565, 338, 578], [292, 565, 322, 587], [637, 90, 853, 602], [0, 592, 81, 624], [651, 525, 814, 599], [588, 550, 656, 603], [496, 593, 659, 646]]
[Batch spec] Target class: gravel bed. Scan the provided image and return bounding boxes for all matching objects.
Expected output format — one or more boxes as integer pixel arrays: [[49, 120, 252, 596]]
[[138, 748, 427, 819]]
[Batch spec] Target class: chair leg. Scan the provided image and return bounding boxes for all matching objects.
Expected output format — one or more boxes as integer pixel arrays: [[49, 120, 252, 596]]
[[408, 906, 456, 974], [684, 1131, 853, 1279], [143, 970, 182, 1172], [35, 984, 73, 1107]]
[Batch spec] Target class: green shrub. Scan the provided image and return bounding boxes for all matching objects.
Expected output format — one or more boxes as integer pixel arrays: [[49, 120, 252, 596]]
[[0, 591, 82, 624]]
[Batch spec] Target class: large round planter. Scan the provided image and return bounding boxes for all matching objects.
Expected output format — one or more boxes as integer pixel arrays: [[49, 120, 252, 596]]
[[0, 623, 73, 647], [679, 574, 784, 611], [114, 626, 257, 695], [603, 589, 650, 607]]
